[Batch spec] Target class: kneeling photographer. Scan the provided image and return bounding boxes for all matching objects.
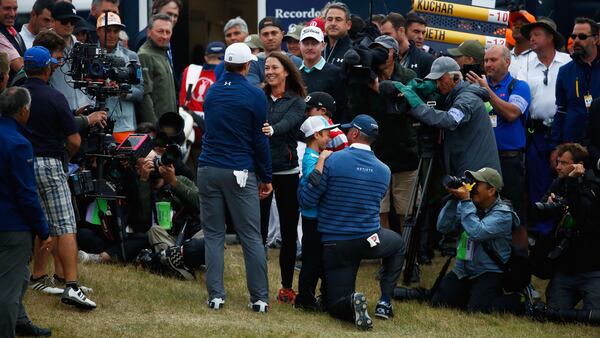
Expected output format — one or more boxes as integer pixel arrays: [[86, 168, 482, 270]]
[[128, 115, 203, 280], [530, 143, 600, 323], [431, 168, 524, 314]]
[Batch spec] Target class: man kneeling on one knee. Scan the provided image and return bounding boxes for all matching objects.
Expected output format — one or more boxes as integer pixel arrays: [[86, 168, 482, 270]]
[[431, 167, 523, 314], [298, 114, 406, 330]]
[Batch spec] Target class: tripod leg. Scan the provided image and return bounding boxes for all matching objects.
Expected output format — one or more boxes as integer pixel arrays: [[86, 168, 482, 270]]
[[402, 156, 433, 285]]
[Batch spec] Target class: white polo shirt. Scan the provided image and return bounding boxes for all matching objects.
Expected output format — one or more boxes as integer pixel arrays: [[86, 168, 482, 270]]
[[516, 50, 571, 121]]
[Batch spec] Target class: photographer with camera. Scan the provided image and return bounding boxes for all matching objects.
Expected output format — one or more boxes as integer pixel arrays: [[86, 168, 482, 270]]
[[22, 46, 96, 309], [345, 35, 418, 230], [397, 56, 501, 176], [535, 143, 600, 315], [129, 149, 202, 280], [431, 167, 524, 314], [95, 12, 144, 144]]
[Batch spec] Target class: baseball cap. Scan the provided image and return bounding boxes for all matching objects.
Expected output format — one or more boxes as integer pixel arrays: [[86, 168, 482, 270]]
[[307, 17, 325, 34], [300, 26, 324, 42], [97, 12, 125, 29], [258, 16, 284, 32], [224, 42, 258, 64], [425, 56, 461, 80], [284, 25, 304, 42], [509, 10, 536, 29], [465, 167, 503, 191], [446, 40, 485, 62], [244, 34, 264, 50], [74, 20, 95, 34], [369, 35, 400, 55], [0, 52, 9, 73], [52, 1, 80, 21], [305, 91, 336, 113], [24, 46, 59, 70], [300, 116, 339, 138], [206, 41, 226, 55], [340, 114, 379, 138]]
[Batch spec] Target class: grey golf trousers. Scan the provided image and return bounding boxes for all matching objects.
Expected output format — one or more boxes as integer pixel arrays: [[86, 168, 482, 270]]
[[197, 166, 269, 303]]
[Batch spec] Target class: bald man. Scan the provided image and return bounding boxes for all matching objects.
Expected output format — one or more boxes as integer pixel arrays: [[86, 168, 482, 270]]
[[466, 45, 532, 228]]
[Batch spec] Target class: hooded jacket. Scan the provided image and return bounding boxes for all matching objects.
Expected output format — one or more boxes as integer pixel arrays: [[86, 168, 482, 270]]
[[408, 81, 501, 176]]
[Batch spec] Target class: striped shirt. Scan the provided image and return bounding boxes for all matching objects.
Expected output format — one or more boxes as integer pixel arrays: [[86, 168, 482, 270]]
[[298, 144, 391, 241]]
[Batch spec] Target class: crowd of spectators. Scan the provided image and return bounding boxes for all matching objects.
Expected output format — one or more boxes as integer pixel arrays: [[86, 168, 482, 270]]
[[1, 0, 600, 335]]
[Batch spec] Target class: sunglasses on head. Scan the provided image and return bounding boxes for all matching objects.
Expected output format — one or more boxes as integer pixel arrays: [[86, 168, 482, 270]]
[[570, 33, 595, 40], [59, 18, 78, 26]]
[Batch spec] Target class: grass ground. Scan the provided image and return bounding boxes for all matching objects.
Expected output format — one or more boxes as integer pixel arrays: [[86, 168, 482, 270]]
[[25, 246, 599, 337]]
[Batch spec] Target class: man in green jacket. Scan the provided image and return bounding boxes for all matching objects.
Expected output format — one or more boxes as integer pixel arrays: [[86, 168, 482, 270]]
[[138, 13, 177, 124]]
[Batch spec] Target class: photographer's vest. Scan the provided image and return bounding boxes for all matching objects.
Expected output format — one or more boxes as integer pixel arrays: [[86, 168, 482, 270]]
[[179, 64, 216, 115]]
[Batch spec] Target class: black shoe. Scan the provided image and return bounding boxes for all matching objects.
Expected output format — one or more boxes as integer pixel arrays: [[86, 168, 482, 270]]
[[352, 293, 373, 330], [15, 322, 52, 337]]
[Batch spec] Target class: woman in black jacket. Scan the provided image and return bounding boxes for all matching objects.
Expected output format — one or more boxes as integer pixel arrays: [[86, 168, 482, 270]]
[[261, 52, 306, 304]]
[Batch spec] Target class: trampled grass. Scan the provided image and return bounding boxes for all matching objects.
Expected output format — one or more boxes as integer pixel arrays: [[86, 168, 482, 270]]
[[24, 246, 600, 337]]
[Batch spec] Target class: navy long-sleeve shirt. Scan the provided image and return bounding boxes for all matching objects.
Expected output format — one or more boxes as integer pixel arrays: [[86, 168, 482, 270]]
[[298, 144, 391, 241], [552, 48, 600, 147], [0, 117, 49, 239], [198, 71, 272, 182]]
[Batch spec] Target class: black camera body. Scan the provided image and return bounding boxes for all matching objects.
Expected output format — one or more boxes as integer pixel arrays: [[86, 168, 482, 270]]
[[442, 175, 475, 190], [343, 45, 389, 86], [535, 196, 566, 212], [69, 43, 141, 96]]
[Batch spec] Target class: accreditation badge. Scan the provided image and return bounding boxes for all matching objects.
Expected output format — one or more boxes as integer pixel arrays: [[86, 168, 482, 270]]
[[456, 231, 475, 261], [584, 94, 593, 109], [489, 114, 498, 128]]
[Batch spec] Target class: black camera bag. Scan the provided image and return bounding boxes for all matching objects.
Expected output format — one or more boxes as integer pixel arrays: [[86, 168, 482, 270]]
[[482, 243, 532, 293]]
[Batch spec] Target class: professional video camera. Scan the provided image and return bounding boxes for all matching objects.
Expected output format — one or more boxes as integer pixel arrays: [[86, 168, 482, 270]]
[[69, 43, 141, 99], [343, 45, 389, 86], [71, 133, 154, 198]]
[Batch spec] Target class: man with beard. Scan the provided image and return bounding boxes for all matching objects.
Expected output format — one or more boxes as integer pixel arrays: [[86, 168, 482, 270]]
[[551, 18, 600, 147]]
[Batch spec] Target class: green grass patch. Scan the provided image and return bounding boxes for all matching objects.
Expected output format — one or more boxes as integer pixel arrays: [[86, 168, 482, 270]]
[[24, 246, 600, 337]]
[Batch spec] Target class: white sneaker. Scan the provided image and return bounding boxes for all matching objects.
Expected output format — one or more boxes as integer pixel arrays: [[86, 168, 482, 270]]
[[30, 276, 64, 296], [61, 286, 97, 309], [208, 298, 225, 310], [78, 250, 102, 264], [249, 300, 269, 313]]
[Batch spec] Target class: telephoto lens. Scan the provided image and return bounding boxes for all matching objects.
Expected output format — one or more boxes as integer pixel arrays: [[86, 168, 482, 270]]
[[392, 286, 430, 302]]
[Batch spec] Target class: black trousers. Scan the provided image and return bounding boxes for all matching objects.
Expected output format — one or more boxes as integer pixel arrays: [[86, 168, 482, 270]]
[[296, 217, 326, 306], [260, 173, 299, 289], [323, 229, 405, 323], [500, 154, 526, 224], [431, 271, 523, 314], [181, 238, 205, 269], [77, 227, 150, 263]]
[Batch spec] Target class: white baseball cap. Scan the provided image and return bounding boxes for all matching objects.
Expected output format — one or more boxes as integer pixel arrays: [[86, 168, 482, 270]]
[[224, 42, 258, 64], [300, 26, 324, 42], [300, 116, 339, 138]]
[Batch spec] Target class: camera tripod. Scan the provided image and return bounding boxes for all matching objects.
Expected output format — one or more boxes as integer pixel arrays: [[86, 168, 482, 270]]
[[401, 123, 439, 285]]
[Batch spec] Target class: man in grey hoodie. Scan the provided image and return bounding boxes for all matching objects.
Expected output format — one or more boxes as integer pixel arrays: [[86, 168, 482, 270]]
[[397, 56, 501, 176]]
